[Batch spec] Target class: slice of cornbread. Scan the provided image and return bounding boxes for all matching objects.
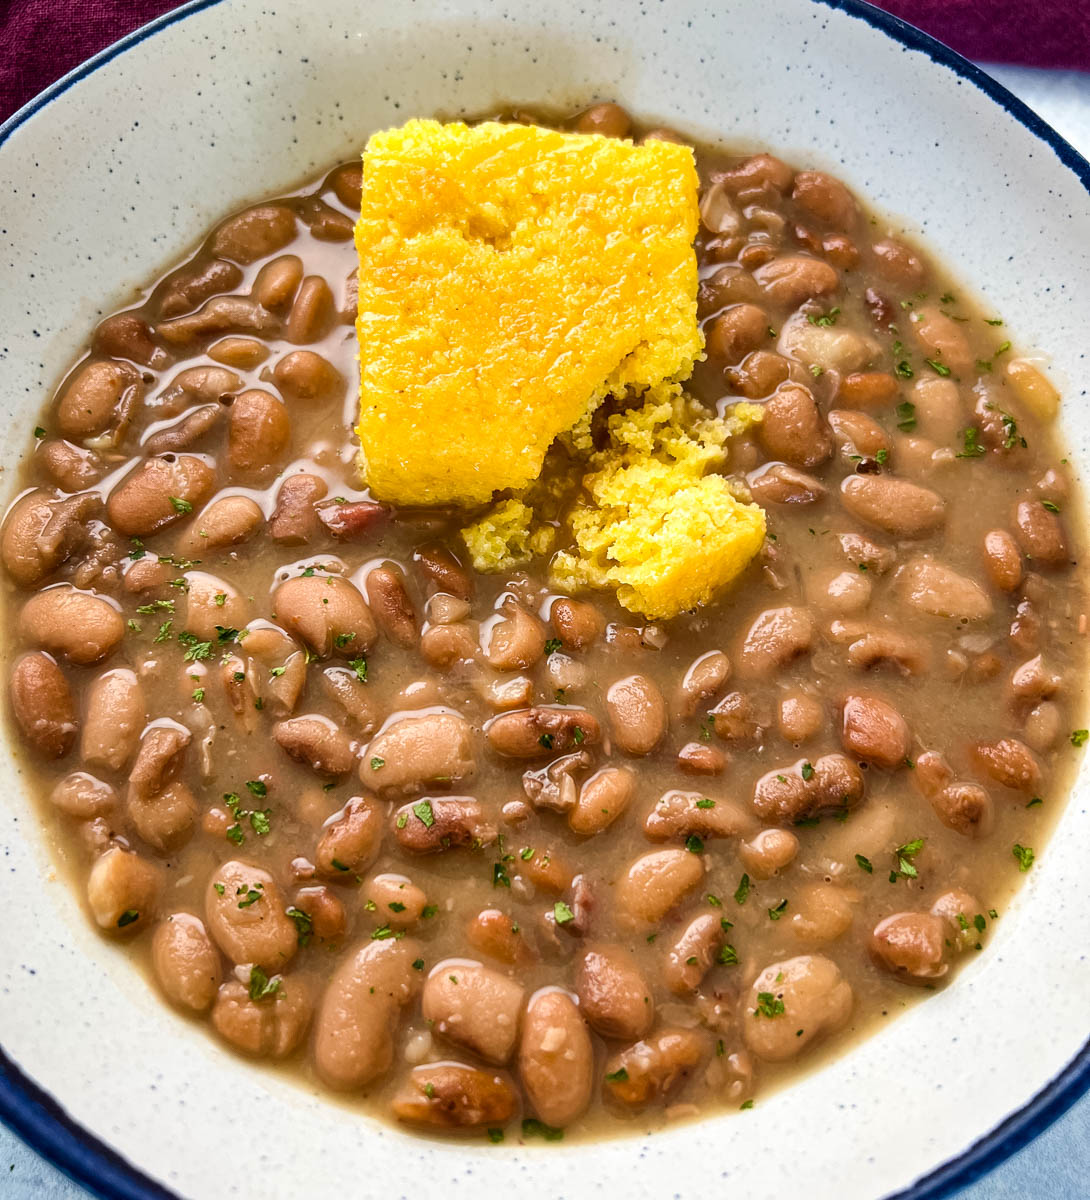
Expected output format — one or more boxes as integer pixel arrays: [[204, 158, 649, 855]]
[[355, 118, 701, 505], [550, 389, 767, 619]]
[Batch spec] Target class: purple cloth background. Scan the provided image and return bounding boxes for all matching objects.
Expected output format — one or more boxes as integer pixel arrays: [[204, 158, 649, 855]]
[[1, 0, 1088, 123]]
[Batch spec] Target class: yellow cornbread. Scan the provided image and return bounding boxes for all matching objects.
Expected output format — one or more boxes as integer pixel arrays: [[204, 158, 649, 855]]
[[355, 119, 701, 506], [549, 390, 767, 619]]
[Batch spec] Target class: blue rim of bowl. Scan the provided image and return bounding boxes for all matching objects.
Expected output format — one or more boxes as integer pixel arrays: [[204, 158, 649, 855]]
[[1, 0, 1089, 1196]]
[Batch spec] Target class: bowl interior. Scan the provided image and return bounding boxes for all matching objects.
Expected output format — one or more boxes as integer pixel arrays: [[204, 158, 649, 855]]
[[1, 2, 1089, 1197]]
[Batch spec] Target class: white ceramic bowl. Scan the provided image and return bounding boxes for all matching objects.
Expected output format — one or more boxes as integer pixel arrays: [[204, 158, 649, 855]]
[[1, 2, 1089, 1197]]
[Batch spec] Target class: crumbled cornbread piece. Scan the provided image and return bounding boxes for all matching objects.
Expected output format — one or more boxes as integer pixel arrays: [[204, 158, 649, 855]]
[[550, 388, 767, 619], [462, 498, 555, 573], [355, 119, 701, 505]]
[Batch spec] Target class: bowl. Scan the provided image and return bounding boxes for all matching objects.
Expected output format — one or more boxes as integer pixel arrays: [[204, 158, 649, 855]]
[[1, 1, 1089, 1196]]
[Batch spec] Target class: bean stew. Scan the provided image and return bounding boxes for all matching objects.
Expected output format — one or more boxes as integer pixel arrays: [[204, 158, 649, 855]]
[[3, 102, 1086, 1142]]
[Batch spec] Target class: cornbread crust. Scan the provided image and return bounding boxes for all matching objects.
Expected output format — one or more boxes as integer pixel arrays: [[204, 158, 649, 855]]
[[355, 119, 702, 506]]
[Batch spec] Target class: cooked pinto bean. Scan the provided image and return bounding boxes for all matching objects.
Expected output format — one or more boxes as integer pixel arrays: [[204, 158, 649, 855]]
[[606, 674, 667, 754], [2, 491, 96, 588], [836, 371, 899, 409], [423, 960, 524, 1064], [519, 987, 593, 1127], [414, 545, 473, 601], [710, 690, 769, 741], [211, 977, 312, 1058], [603, 1028, 708, 1107], [738, 606, 814, 678], [392, 1063, 517, 1130], [487, 706, 600, 757], [725, 349, 792, 398], [81, 668, 145, 771], [870, 913, 947, 983], [106, 455, 216, 537], [466, 908, 531, 965], [56, 360, 142, 441], [754, 255, 839, 307], [839, 692, 911, 768], [616, 849, 704, 924], [317, 500, 387, 540], [313, 937, 422, 1090], [364, 874, 427, 929], [742, 955, 852, 1060], [698, 264, 761, 313], [18, 587, 124, 665], [182, 571, 248, 640], [576, 945, 654, 1040], [158, 258, 243, 317], [644, 790, 754, 841], [273, 574, 376, 656], [251, 254, 303, 310], [1012, 499, 1068, 566], [292, 884, 347, 942], [212, 205, 296, 263], [87, 847, 162, 933], [777, 689, 824, 741], [285, 275, 335, 344], [209, 336, 268, 368], [151, 913, 221, 1012], [791, 883, 854, 943], [793, 170, 857, 228], [366, 712, 475, 792], [752, 754, 864, 824], [39, 439, 107, 491], [910, 306, 972, 376], [157, 295, 279, 345], [272, 348, 344, 403], [365, 565, 417, 647], [484, 601, 546, 670], [575, 101, 631, 137], [829, 620, 931, 675], [678, 650, 731, 716], [664, 913, 724, 994], [897, 555, 992, 621], [706, 304, 770, 364], [738, 828, 799, 878], [186, 495, 263, 550], [759, 384, 833, 468], [550, 597, 604, 649], [392, 797, 496, 853], [840, 474, 946, 537], [268, 473, 327, 544], [971, 737, 1041, 792], [10, 651, 77, 759], [315, 795, 381, 875], [747, 462, 826, 504], [204, 860, 296, 969], [982, 529, 1024, 592], [228, 389, 291, 472], [50, 772, 117, 818], [829, 410, 890, 461], [274, 716, 356, 776], [569, 766, 635, 835]]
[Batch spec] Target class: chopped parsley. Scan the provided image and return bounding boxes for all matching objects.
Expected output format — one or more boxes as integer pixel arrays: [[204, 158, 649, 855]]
[[286, 906, 314, 946], [248, 967, 281, 1002], [370, 924, 403, 941], [890, 837, 925, 882], [168, 496, 193, 514], [855, 853, 873, 874], [895, 401, 917, 432], [734, 873, 751, 905], [1070, 729, 1088, 747], [492, 863, 511, 888], [544, 638, 562, 655], [768, 899, 788, 921], [685, 834, 704, 854], [116, 910, 140, 928], [894, 361, 915, 380], [334, 631, 356, 648], [245, 779, 267, 798], [754, 992, 785, 1018], [956, 427, 985, 458], [801, 761, 814, 781], [1000, 411, 1027, 450], [413, 799, 435, 829], [807, 306, 841, 327], [136, 599, 175, 614], [605, 1067, 629, 1083], [521, 1118, 563, 1142], [191, 687, 205, 703], [706, 893, 722, 907], [718, 944, 739, 966], [487, 1128, 504, 1143], [520, 847, 535, 860], [695, 797, 716, 809], [1012, 843, 1035, 873], [1042, 500, 1060, 513], [349, 657, 368, 683], [370, 756, 385, 770], [553, 900, 575, 925], [539, 733, 554, 750], [924, 357, 951, 377]]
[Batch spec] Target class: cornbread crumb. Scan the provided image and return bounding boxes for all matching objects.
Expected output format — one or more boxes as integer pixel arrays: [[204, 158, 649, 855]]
[[355, 118, 701, 505], [462, 498, 555, 573], [550, 387, 767, 619]]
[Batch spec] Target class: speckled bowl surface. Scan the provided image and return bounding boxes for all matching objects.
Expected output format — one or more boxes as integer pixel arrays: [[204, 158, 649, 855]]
[[1, 1, 1089, 1197]]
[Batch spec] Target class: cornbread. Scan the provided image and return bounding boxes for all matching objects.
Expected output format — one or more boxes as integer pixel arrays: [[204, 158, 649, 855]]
[[550, 388, 767, 618], [355, 118, 701, 505]]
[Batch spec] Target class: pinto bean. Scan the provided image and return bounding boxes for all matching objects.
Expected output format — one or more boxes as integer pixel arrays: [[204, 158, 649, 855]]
[[754, 255, 839, 307], [317, 500, 387, 541], [550, 597, 604, 649], [971, 737, 1041, 792], [791, 883, 854, 943], [829, 619, 931, 675], [519, 987, 593, 1128], [897, 555, 992, 622], [575, 946, 654, 1040], [317, 665, 377, 734], [487, 707, 600, 758], [466, 908, 531, 966], [87, 846, 162, 933], [268, 474, 327, 544], [792, 171, 857, 228], [366, 712, 475, 793], [710, 690, 769, 741], [393, 1064, 517, 1130], [742, 955, 853, 1060], [208, 336, 268, 369], [1012, 500, 1068, 567], [664, 914, 724, 994], [156, 295, 279, 345], [870, 913, 947, 983], [270, 352, 345, 407], [839, 693, 910, 768], [274, 716, 356, 776], [158, 258, 243, 317], [10, 651, 77, 759], [57, 360, 142, 441], [2, 491, 96, 588], [181, 571, 248, 641], [606, 674, 667, 755], [285, 276, 335, 344], [423, 960, 524, 1064], [643, 790, 755, 842], [725, 349, 792, 398], [747, 462, 826, 504], [616, 849, 704, 924], [778, 690, 824, 741], [18, 587, 124, 665], [575, 101, 631, 137], [752, 754, 864, 824], [522, 751, 588, 813], [273, 574, 376, 656], [910, 306, 972, 376], [50, 772, 117, 818], [128, 720, 188, 790], [420, 623, 477, 669], [758, 385, 833, 468], [738, 606, 814, 678], [81, 668, 145, 771], [931, 781, 993, 837], [227, 389, 291, 473], [186, 495, 263, 550], [829, 410, 891, 461], [205, 860, 296, 970], [982, 529, 1023, 592], [484, 601, 546, 670], [603, 1029, 708, 1107], [698, 264, 761, 314], [291, 884, 347, 942], [738, 828, 799, 878], [414, 545, 473, 601], [251, 254, 303, 310], [143, 404, 222, 456], [315, 796, 381, 875], [837, 371, 899, 410], [363, 565, 417, 648], [392, 797, 496, 853], [677, 651, 731, 717], [569, 766, 636, 835], [151, 913, 221, 1012], [840, 474, 946, 537], [706, 304, 770, 364], [39, 439, 107, 491], [212, 204, 296, 263], [106, 455, 216, 538], [313, 937, 422, 1090], [778, 310, 876, 375], [364, 874, 427, 929], [211, 976, 312, 1058]]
